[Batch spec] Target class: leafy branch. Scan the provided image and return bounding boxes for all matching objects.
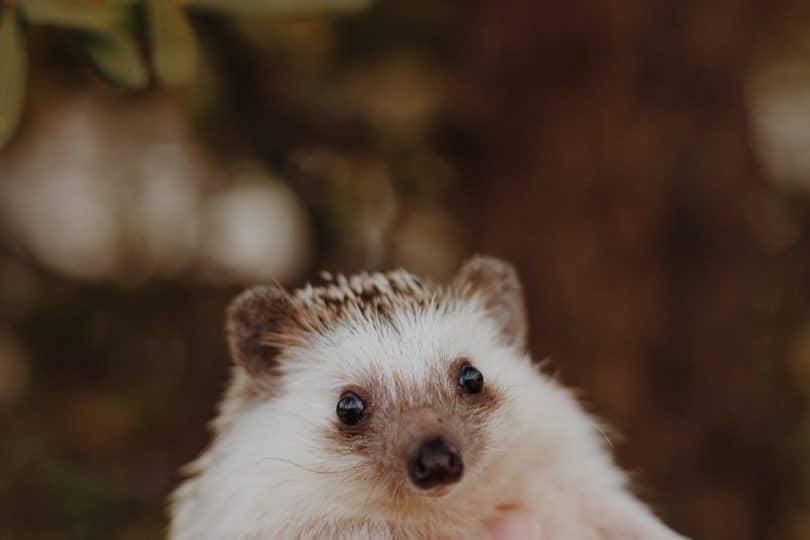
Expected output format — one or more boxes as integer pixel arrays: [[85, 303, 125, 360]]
[[0, 0, 372, 149]]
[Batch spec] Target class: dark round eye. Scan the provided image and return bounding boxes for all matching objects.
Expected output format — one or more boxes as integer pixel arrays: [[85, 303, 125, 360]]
[[336, 392, 365, 425], [458, 364, 484, 394]]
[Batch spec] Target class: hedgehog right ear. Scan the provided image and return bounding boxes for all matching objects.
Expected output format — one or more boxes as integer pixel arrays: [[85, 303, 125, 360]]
[[226, 284, 301, 377], [451, 255, 529, 350]]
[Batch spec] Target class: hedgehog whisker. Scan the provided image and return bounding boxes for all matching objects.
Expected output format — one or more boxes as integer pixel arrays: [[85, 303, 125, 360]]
[[592, 422, 615, 449], [257, 456, 359, 476]]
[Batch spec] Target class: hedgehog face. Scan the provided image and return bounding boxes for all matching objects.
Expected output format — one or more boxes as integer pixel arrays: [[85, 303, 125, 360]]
[[225, 256, 528, 516], [308, 309, 510, 503]]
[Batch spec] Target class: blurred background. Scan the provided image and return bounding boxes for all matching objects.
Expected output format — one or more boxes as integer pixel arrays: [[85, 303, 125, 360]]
[[1, 0, 809, 538]]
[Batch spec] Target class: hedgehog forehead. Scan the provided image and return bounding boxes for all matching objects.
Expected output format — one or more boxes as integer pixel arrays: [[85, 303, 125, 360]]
[[281, 269, 505, 397], [295, 294, 497, 393]]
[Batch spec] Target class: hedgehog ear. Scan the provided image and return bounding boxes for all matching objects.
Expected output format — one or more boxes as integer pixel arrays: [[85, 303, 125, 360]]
[[226, 284, 301, 377], [452, 255, 528, 349]]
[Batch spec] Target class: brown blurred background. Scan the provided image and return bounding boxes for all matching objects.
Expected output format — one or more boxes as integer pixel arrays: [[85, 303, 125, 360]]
[[1, 1, 810, 538]]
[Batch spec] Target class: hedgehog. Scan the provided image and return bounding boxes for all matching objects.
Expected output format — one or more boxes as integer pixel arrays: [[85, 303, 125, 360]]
[[168, 256, 688, 539]]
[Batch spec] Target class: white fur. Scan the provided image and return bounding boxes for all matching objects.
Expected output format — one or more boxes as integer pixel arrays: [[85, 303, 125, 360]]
[[169, 294, 688, 539]]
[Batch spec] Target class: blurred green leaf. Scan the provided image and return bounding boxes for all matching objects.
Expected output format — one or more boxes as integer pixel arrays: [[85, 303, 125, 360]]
[[0, 10, 27, 149], [20, 0, 123, 31], [148, 0, 199, 87], [188, 0, 373, 16], [83, 30, 148, 89]]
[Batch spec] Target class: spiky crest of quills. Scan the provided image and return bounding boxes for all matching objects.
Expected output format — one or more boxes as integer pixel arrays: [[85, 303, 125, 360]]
[[290, 269, 437, 330]]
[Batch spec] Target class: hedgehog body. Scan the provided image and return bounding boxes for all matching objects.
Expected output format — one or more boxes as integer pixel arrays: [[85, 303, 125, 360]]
[[168, 257, 687, 540]]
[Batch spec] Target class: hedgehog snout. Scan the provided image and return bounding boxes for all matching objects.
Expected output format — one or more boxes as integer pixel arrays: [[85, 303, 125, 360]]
[[407, 436, 464, 490]]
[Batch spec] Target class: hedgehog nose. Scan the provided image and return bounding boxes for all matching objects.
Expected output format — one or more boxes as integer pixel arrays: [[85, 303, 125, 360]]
[[407, 437, 464, 489]]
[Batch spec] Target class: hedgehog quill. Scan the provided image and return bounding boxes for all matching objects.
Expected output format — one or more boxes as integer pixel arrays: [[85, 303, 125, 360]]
[[169, 256, 688, 539]]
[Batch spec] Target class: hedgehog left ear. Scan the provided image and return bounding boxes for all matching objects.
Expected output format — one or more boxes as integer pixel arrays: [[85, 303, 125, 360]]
[[226, 284, 302, 378], [452, 255, 528, 349]]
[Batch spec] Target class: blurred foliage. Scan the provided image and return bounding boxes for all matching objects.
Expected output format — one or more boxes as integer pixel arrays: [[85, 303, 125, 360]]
[[0, 10, 26, 147], [0, 0, 372, 149]]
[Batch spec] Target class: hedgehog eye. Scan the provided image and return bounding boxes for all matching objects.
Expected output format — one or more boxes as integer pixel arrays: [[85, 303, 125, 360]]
[[458, 364, 484, 394], [336, 392, 365, 425]]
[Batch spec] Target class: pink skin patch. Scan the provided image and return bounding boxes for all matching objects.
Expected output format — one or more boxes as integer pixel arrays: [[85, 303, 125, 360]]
[[477, 510, 540, 540]]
